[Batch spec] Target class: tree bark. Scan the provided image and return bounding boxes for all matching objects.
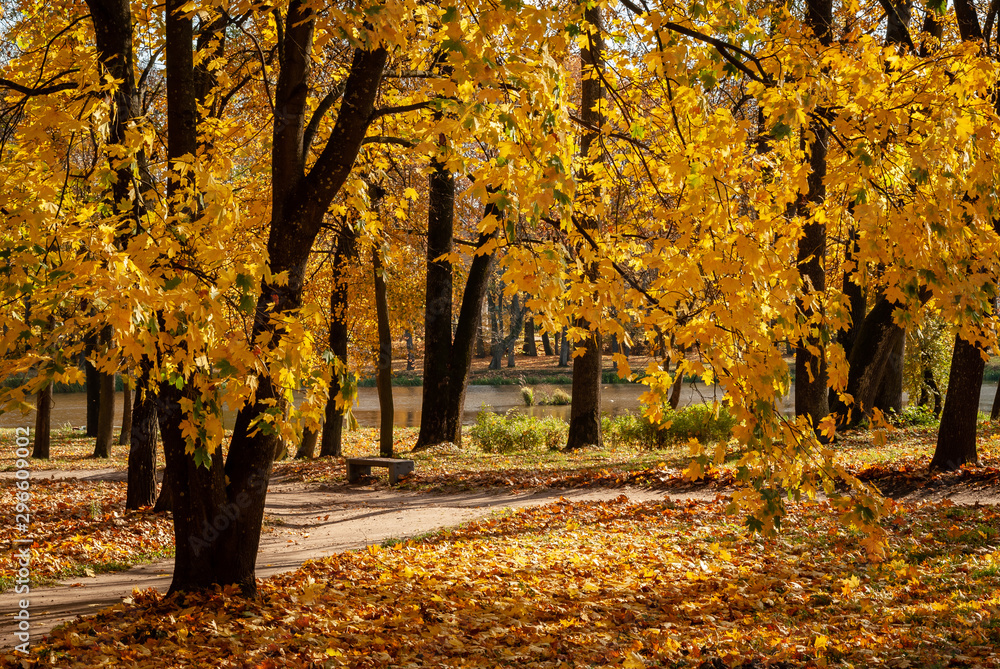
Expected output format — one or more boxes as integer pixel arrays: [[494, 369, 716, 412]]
[[565, 1, 604, 451], [126, 376, 158, 509], [523, 313, 537, 356], [873, 333, 904, 415], [320, 228, 357, 458], [836, 297, 904, 425], [931, 335, 984, 471], [374, 247, 394, 458], [541, 331, 553, 356], [404, 330, 416, 371], [794, 0, 833, 430], [85, 336, 99, 437], [507, 294, 519, 367], [94, 327, 116, 458], [558, 326, 570, 367], [416, 153, 455, 444], [32, 381, 52, 459], [296, 427, 318, 459], [119, 378, 132, 446]]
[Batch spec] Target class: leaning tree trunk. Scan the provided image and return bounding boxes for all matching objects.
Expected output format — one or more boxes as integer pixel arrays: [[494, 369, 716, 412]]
[[126, 376, 158, 509], [541, 331, 553, 356], [373, 247, 394, 458], [931, 335, 984, 471], [32, 381, 53, 459], [296, 428, 318, 459], [836, 297, 905, 426]]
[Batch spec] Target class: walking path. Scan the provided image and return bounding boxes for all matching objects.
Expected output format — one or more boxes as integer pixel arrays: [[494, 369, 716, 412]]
[[0, 474, 676, 648]]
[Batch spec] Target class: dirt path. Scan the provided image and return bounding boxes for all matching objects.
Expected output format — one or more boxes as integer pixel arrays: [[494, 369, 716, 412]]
[[0, 477, 681, 648]]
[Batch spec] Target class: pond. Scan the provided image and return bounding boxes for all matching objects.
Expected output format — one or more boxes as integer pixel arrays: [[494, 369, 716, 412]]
[[2, 382, 997, 430]]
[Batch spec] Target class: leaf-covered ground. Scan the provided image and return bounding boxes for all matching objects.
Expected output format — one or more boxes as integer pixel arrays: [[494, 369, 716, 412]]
[[3, 496, 999, 668], [0, 479, 173, 592], [0, 428, 166, 472]]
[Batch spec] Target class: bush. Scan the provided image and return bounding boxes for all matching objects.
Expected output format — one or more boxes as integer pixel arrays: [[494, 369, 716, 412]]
[[603, 403, 737, 448], [888, 404, 939, 427], [470, 408, 568, 453], [538, 388, 572, 405], [520, 386, 535, 406]]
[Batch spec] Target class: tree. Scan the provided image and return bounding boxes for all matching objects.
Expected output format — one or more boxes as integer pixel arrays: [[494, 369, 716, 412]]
[[565, 0, 605, 451], [155, 0, 390, 594]]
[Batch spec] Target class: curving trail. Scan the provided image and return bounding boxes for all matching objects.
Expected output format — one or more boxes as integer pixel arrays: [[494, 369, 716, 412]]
[[0, 475, 678, 648]]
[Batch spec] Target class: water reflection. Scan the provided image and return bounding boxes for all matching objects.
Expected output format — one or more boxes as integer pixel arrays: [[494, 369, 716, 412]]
[[3, 382, 998, 429]]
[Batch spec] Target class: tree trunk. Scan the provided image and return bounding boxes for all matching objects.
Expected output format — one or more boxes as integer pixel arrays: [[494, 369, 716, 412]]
[[32, 381, 52, 459], [923, 0, 985, 472], [990, 379, 1000, 421], [925, 366, 943, 417], [565, 1, 604, 451], [94, 328, 116, 458], [931, 335, 984, 471], [836, 297, 905, 425], [794, 0, 832, 430], [126, 377, 158, 509], [668, 363, 684, 411], [488, 283, 503, 371], [296, 427, 318, 459], [541, 331, 553, 356], [507, 295, 519, 367], [404, 330, 415, 371], [523, 313, 537, 356], [475, 318, 487, 358], [119, 377, 132, 446], [416, 153, 455, 445], [85, 336, 99, 437], [320, 228, 356, 458], [874, 333, 904, 415], [558, 326, 570, 367], [415, 192, 500, 448], [374, 247, 394, 457]]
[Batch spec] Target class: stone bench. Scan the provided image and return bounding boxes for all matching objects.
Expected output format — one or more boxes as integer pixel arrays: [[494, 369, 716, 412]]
[[346, 457, 415, 486]]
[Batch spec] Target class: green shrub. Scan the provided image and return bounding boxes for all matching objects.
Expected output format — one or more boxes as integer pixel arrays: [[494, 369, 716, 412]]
[[470, 408, 568, 453], [521, 386, 535, 406], [538, 388, 572, 406], [888, 404, 939, 427], [603, 403, 737, 448]]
